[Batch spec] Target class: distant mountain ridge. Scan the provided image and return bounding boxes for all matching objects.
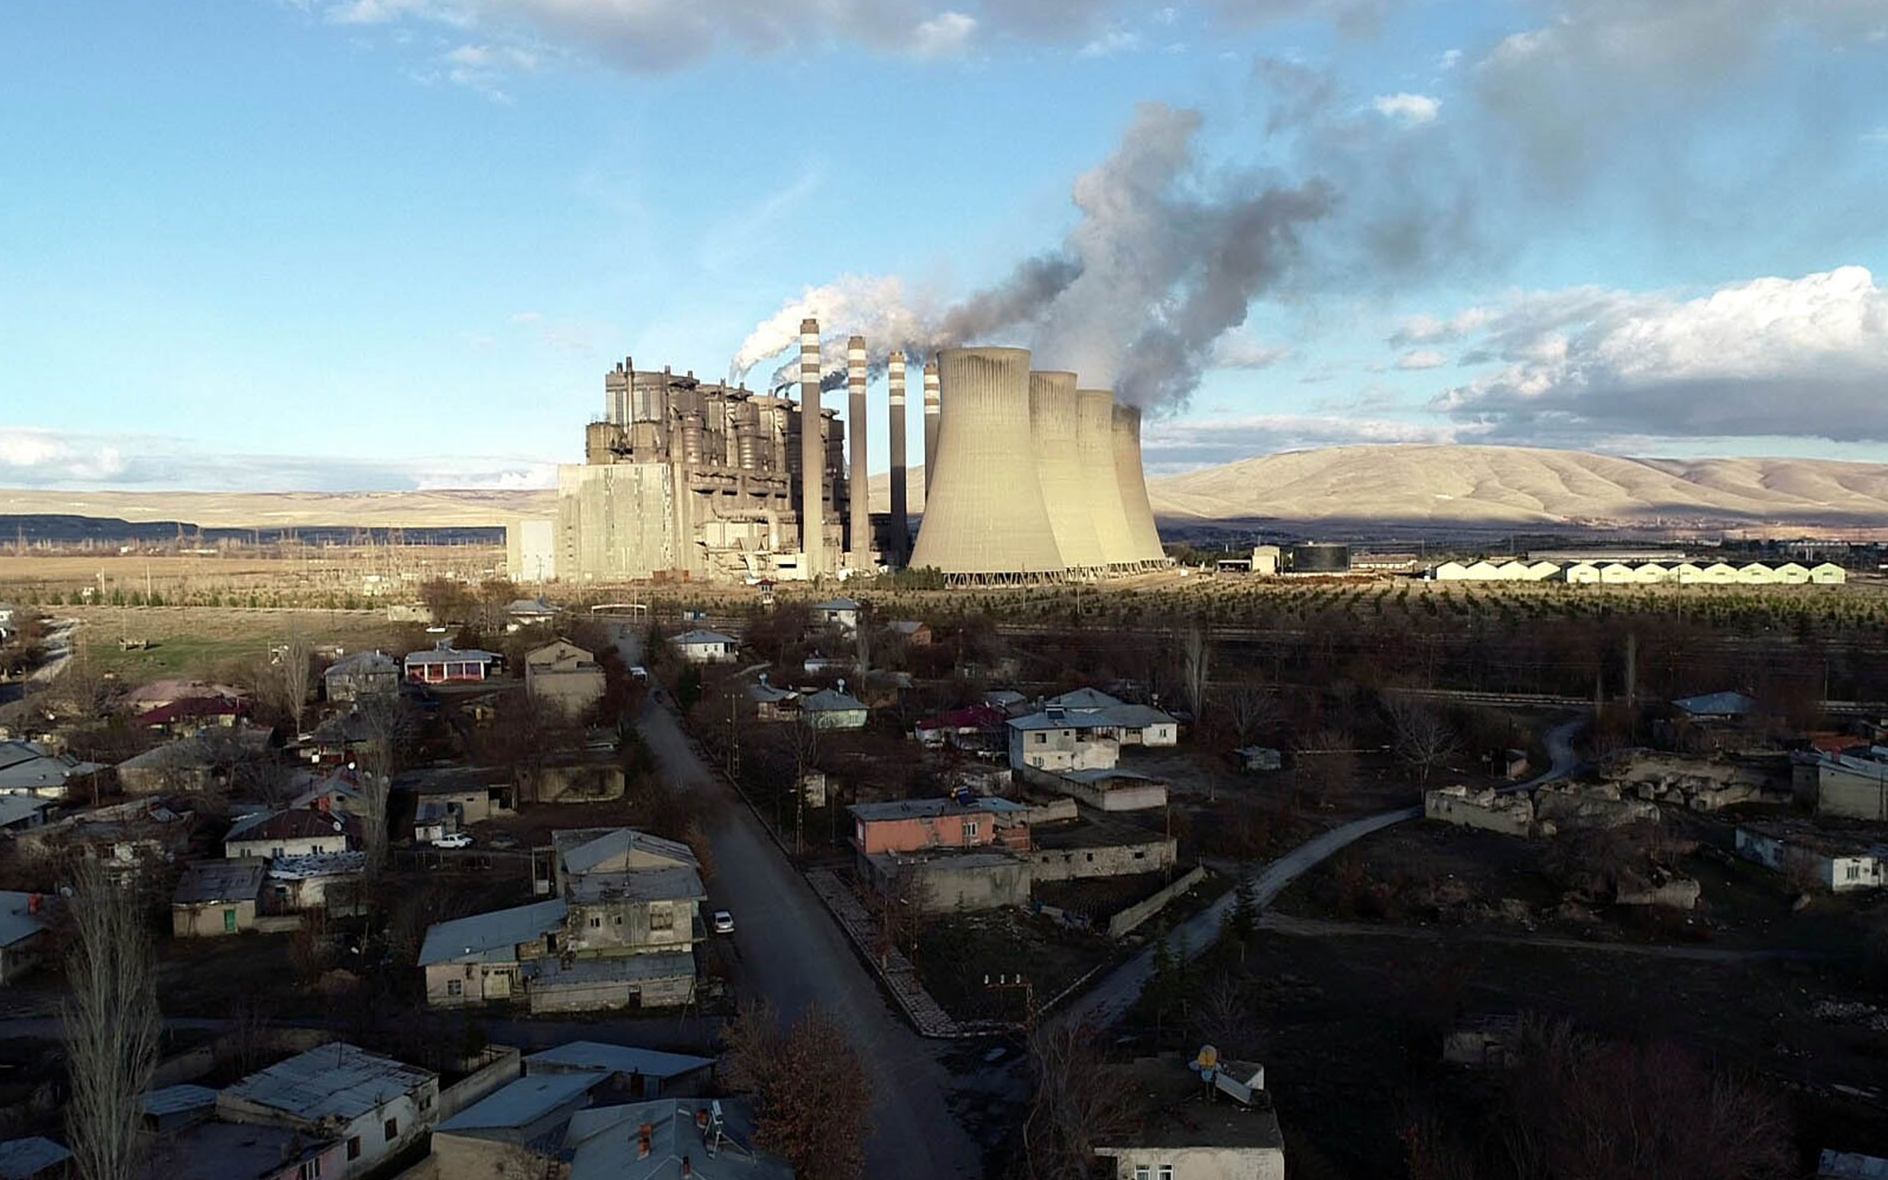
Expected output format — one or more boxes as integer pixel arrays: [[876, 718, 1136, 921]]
[[7, 445, 1888, 537]]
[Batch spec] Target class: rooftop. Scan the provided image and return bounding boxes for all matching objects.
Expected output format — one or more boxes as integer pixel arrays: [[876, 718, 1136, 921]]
[[224, 808, 354, 846], [1095, 1055, 1284, 1155], [173, 860, 267, 906], [0, 796, 50, 827], [671, 630, 738, 647], [887, 620, 927, 634], [268, 851, 367, 881], [134, 1120, 330, 1180], [0, 1136, 72, 1180], [1045, 687, 1127, 710], [565, 1099, 791, 1180], [557, 827, 697, 877], [418, 898, 567, 966], [526, 1042, 715, 1080], [436, 1071, 606, 1133], [141, 1084, 220, 1119], [566, 863, 705, 905], [1672, 690, 1762, 718], [1009, 702, 1176, 732], [325, 650, 397, 674], [800, 688, 865, 713], [223, 1043, 433, 1124], [813, 597, 861, 611], [404, 646, 499, 666], [0, 892, 50, 950], [849, 797, 1029, 823], [524, 951, 697, 989], [1034, 816, 1169, 851]]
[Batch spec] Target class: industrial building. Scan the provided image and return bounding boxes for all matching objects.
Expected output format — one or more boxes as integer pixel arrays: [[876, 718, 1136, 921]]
[[517, 332, 1169, 586], [1429, 559, 1848, 585]]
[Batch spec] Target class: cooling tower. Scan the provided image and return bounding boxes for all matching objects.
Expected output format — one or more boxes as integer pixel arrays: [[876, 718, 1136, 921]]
[[1028, 372, 1108, 574], [799, 318, 824, 575], [847, 335, 868, 567], [909, 347, 1065, 580], [888, 350, 909, 565], [1111, 403, 1165, 566], [1076, 389, 1138, 569], [922, 360, 940, 505]]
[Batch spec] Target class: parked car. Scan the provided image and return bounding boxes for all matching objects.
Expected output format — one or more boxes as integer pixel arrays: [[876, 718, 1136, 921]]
[[712, 910, 735, 935], [432, 832, 473, 849]]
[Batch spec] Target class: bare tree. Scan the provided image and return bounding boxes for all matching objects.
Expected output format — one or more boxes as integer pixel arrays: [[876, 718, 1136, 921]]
[[1387, 698, 1457, 787], [64, 860, 162, 1180], [1181, 624, 1212, 720], [722, 1001, 871, 1180], [352, 695, 413, 878], [1018, 1020, 1134, 1180], [1222, 679, 1281, 750], [1295, 727, 1359, 808], [276, 632, 314, 736]]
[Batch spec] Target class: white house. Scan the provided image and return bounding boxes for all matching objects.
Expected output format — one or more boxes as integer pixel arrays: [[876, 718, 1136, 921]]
[[217, 1043, 438, 1180], [670, 631, 739, 664], [1735, 824, 1887, 892], [224, 808, 357, 861], [811, 597, 862, 634], [1093, 1056, 1286, 1180]]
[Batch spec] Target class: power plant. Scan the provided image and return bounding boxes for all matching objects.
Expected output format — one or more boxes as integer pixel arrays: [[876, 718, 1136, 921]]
[[513, 327, 1170, 586]]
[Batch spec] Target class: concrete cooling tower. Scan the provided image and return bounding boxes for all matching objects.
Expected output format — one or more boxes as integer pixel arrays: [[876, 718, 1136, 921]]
[[1111, 403, 1166, 566], [909, 347, 1067, 581], [1077, 389, 1138, 569], [1028, 372, 1108, 575]]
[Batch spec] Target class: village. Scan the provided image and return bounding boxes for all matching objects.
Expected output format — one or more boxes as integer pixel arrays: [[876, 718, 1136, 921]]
[[3, 578, 1888, 1177]]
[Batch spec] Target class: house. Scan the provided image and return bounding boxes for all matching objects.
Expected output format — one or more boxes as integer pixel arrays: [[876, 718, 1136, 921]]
[[419, 898, 567, 1007], [134, 695, 250, 734], [139, 1084, 220, 1134], [404, 641, 500, 685], [396, 766, 515, 841], [171, 859, 268, 937], [0, 1136, 72, 1180], [1234, 746, 1283, 772], [1031, 768, 1169, 811], [811, 597, 862, 634], [432, 1071, 608, 1155], [849, 797, 1032, 856], [564, 1099, 792, 1180], [0, 893, 51, 986], [745, 676, 799, 722], [1735, 823, 1888, 891], [1007, 695, 1180, 773], [286, 771, 368, 817], [135, 1119, 341, 1180], [0, 741, 103, 799], [506, 598, 559, 632], [800, 683, 867, 731], [524, 1043, 716, 1100], [217, 1043, 438, 1180], [269, 852, 367, 912], [121, 680, 247, 713], [223, 808, 357, 861], [116, 739, 221, 796], [670, 631, 739, 664], [15, 799, 193, 876], [914, 704, 1008, 753], [1803, 749, 1888, 820], [525, 640, 606, 718], [0, 795, 51, 832], [1092, 1055, 1285, 1180], [323, 651, 400, 704], [887, 619, 932, 646]]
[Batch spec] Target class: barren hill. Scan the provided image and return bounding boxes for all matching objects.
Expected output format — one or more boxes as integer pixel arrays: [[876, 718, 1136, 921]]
[[1143, 445, 1888, 531], [0, 488, 554, 529]]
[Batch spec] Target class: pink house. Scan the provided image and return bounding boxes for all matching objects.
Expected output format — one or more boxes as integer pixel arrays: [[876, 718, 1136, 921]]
[[848, 797, 1032, 856]]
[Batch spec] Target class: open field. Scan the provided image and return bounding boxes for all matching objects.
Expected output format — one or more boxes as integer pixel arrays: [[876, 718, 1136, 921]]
[[54, 605, 424, 682], [0, 548, 504, 609]]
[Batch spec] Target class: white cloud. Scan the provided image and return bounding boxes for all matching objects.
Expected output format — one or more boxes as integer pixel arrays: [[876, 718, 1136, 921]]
[[1432, 265, 1888, 442], [1372, 92, 1440, 125], [1211, 333, 1292, 369], [1394, 348, 1447, 370], [1437, 48, 1461, 70], [911, 11, 978, 57], [1389, 307, 1492, 346], [1077, 25, 1142, 57]]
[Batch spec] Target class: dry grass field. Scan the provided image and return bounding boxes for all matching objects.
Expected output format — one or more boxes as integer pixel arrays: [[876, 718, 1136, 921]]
[[59, 605, 424, 682], [0, 548, 504, 607]]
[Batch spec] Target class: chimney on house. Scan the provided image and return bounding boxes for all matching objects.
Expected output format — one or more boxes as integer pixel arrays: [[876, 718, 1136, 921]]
[[638, 1122, 654, 1159]]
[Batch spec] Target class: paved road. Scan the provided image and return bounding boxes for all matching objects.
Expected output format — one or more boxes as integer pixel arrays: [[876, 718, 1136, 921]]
[[616, 627, 981, 1180], [1059, 717, 1587, 1030]]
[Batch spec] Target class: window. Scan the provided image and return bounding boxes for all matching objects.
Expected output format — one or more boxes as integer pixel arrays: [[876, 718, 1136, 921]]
[[1136, 1169, 1151, 1180], [384, 1118, 399, 1141], [1157, 1167, 1174, 1180], [297, 1159, 321, 1180], [446, 979, 463, 997], [1848, 864, 1863, 881], [963, 821, 979, 839], [346, 1138, 362, 1161], [589, 916, 602, 929], [1031, 732, 1046, 745], [420, 1092, 433, 1111], [650, 905, 674, 931], [614, 914, 624, 925]]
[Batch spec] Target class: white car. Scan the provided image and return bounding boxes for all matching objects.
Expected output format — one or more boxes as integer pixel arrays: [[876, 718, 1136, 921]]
[[712, 910, 735, 935], [432, 832, 473, 849]]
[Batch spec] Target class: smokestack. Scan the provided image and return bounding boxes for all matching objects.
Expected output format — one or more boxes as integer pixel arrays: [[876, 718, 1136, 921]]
[[847, 335, 868, 569], [1111, 403, 1166, 567], [922, 360, 940, 510], [908, 347, 1066, 581], [1029, 371, 1107, 575], [799, 318, 824, 576], [1078, 389, 1138, 570], [888, 350, 909, 566]]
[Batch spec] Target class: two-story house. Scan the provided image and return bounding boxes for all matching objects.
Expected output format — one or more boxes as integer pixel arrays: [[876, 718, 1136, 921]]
[[525, 640, 607, 718], [223, 808, 358, 861]]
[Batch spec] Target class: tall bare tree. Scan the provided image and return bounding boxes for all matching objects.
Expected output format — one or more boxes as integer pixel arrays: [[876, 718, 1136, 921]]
[[352, 694, 413, 877], [1387, 698, 1458, 787], [276, 632, 314, 736], [1018, 1020, 1134, 1180], [1180, 624, 1213, 720], [64, 860, 162, 1180], [1222, 679, 1282, 750]]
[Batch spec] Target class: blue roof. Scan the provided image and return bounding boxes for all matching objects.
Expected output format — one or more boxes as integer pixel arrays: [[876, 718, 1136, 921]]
[[0, 1136, 71, 1179], [437, 1072, 606, 1132], [1672, 691, 1761, 717], [141, 1084, 219, 1118], [526, 1041, 715, 1080], [418, 898, 566, 966]]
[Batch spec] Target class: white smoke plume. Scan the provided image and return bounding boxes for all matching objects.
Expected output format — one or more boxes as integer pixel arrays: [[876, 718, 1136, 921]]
[[729, 102, 1332, 412]]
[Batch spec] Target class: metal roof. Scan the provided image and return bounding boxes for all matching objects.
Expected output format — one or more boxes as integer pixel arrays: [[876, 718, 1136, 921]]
[[566, 864, 705, 905], [224, 809, 353, 846], [1045, 687, 1127, 710], [671, 630, 737, 647], [800, 688, 865, 713], [133, 1118, 331, 1179], [403, 647, 498, 666], [0, 1136, 72, 1180], [1671, 691, 1761, 717], [437, 1072, 606, 1132], [172, 860, 267, 906], [813, 598, 861, 611], [141, 1084, 219, 1118], [558, 828, 697, 877], [418, 898, 567, 966], [0, 893, 49, 950], [223, 1043, 433, 1124], [565, 1099, 790, 1180], [0, 796, 49, 828], [268, 852, 366, 881], [526, 1042, 714, 1080], [524, 951, 697, 988], [849, 797, 1027, 823], [1007, 703, 1175, 732]]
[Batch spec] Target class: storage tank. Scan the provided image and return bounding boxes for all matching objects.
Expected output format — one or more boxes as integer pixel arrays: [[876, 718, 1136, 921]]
[[1288, 543, 1351, 573], [909, 347, 1066, 578], [1110, 403, 1166, 566], [1029, 372, 1108, 573]]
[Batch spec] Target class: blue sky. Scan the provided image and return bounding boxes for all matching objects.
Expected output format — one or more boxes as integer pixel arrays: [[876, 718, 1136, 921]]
[[4, 0, 1888, 490]]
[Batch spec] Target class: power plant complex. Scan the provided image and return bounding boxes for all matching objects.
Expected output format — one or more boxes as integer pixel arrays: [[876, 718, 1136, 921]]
[[508, 323, 1170, 586]]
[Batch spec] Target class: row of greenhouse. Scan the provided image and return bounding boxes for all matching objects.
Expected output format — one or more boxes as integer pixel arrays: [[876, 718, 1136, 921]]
[[1429, 559, 1849, 585]]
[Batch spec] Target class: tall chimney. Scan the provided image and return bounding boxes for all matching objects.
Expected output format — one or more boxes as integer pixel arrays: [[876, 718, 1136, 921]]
[[922, 360, 941, 511], [847, 335, 868, 569], [888, 349, 909, 566], [799, 318, 824, 576]]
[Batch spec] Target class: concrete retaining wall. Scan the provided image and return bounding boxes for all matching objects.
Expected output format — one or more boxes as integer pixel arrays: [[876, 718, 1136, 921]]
[[1108, 865, 1208, 938]]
